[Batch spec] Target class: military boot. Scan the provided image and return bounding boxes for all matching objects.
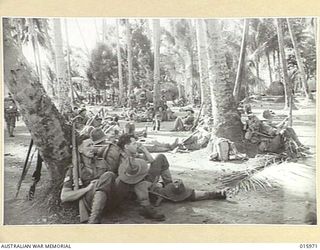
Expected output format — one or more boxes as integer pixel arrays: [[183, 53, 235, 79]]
[[88, 191, 107, 224], [207, 190, 227, 200], [139, 205, 165, 221]]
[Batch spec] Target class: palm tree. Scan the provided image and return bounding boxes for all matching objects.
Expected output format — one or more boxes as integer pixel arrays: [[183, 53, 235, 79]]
[[276, 18, 292, 111], [126, 19, 133, 96], [287, 18, 313, 101], [153, 19, 161, 110], [196, 19, 211, 115], [53, 18, 69, 111], [233, 18, 249, 103], [116, 19, 124, 105], [204, 19, 243, 142], [3, 18, 71, 198]]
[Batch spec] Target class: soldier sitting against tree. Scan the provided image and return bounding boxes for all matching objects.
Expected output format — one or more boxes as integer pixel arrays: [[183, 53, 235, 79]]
[[244, 110, 309, 156]]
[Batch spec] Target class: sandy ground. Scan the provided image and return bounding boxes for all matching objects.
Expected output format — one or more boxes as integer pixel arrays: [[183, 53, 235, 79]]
[[3, 97, 317, 225]]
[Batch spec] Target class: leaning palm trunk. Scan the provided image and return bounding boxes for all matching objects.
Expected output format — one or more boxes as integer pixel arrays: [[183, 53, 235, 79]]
[[3, 18, 71, 197], [204, 20, 243, 142], [276, 18, 293, 110], [233, 18, 249, 103], [287, 18, 313, 101]]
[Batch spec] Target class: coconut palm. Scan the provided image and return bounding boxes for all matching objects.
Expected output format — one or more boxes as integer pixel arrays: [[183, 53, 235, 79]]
[[126, 19, 133, 96], [116, 19, 125, 105], [3, 18, 71, 200], [287, 18, 313, 101], [196, 19, 211, 115], [153, 19, 161, 109], [204, 19, 243, 142]]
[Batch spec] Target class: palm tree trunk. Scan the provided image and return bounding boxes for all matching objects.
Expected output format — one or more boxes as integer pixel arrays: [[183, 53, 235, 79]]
[[233, 18, 249, 103], [287, 18, 313, 100], [184, 50, 194, 105], [204, 20, 243, 142], [3, 18, 71, 197], [153, 19, 161, 110], [53, 19, 69, 111], [276, 18, 292, 110], [266, 51, 273, 85], [126, 19, 133, 96], [196, 19, 211, 116], [64, 19, 75, 107], [116, 19, 124, 105]]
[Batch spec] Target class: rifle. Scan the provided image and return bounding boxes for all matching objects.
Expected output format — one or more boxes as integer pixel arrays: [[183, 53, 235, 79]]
[[191, 103, 204, 132], [15, 139, 35, 198], [72, 120, 89, 222], [171, 126, 202, 153], [86, 107, 104, 127]]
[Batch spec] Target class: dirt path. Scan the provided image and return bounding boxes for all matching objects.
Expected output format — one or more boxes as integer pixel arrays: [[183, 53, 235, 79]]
[[3, 98, 317, 225]]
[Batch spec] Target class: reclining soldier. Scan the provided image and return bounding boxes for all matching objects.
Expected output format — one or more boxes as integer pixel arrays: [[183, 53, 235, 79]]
[[116, 133, 174, 221], [244, 110, 308, 154]]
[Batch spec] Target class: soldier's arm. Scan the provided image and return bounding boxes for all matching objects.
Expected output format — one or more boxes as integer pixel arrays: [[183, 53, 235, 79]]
[[139, 145, 154, 163], [60, 181, 94, 203]]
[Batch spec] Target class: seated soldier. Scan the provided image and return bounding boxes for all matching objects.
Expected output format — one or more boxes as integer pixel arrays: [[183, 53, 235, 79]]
[[171, 108, 195, 131], [61, 128, 122, 224], [244, 110, 308, 154], [116, 134, 175, 221], [150, 179, 226, 206], [75, 107, 89, 131], [166, 107, 177, 121]]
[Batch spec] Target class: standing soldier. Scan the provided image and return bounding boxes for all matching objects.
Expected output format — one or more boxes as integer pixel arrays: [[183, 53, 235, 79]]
[[4, 94, 18, 137]]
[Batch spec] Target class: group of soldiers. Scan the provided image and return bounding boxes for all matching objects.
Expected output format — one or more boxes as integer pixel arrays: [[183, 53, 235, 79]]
[[7, 90, 310, 224], [60, 106, 228, 223]]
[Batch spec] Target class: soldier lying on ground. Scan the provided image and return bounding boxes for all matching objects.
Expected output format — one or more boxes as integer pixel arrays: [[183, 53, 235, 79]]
[[171, 108, 195, 131]]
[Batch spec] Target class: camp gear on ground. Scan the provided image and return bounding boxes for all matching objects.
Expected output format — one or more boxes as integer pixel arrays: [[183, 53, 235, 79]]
[[209, 138, 231, 162]]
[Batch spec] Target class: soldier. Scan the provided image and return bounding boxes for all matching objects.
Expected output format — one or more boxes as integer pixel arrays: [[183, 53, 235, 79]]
[[116, 133, 174, 221], [4, 94, 18, 137], [171, 108, 195, 131], [61, 128, 123, 224]]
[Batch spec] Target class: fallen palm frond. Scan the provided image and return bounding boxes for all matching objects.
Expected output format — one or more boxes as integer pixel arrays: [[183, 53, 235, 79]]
[[219, 154, 284, 195]]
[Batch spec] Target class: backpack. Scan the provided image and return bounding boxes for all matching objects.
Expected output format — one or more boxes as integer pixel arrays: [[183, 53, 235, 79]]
[[80, 143, 122, 185], [208, 138, 230, 162]]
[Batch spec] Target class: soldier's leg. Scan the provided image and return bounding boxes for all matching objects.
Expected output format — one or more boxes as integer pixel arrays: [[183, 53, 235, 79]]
[[134, 181, 165, 221], [173, 117, 184, 131], [88, 172, 116, 224], [147, 154, 173, 186], [187, 190, 226, 201]]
